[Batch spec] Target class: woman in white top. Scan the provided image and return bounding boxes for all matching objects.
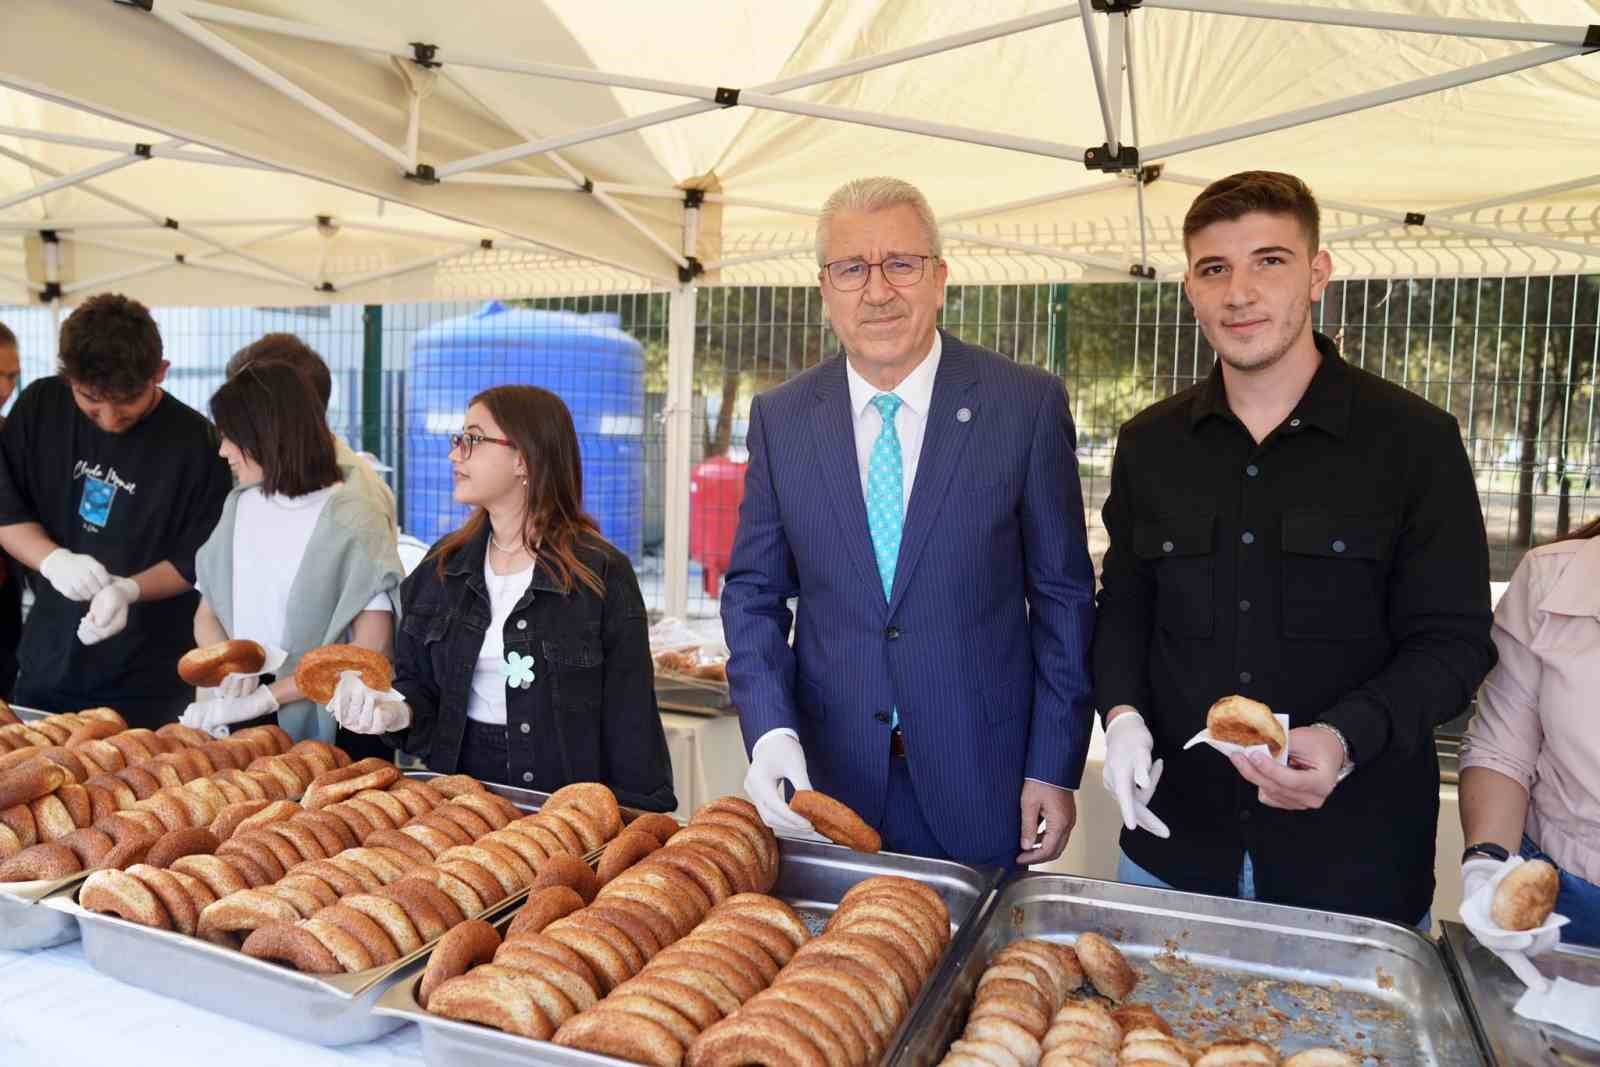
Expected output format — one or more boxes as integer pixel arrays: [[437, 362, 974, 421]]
[[183, 358, 402, 758], [330, 385, 674, 810]]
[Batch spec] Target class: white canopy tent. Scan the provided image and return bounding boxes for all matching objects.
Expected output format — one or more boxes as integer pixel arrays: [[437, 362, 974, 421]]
[[2, 0, 1598, 613]]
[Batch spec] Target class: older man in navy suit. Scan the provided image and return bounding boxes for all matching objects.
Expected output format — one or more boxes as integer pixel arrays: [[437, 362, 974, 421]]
[[721, 177, 1096, 868]]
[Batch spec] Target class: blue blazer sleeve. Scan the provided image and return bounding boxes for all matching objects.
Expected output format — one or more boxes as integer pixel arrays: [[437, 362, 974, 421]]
[[1019, 377, 1097, 788], [721, 393, 802, 752]]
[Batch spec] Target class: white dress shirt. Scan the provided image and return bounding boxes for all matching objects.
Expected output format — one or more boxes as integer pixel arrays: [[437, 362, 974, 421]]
[[843, 331, 941, 510]]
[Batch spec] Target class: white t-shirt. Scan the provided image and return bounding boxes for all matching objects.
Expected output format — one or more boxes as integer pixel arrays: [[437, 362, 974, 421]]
[[221, 485, 391, 650], [465, 557, 536, 725]]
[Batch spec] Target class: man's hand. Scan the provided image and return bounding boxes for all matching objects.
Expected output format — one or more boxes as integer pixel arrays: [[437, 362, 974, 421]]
[[1228, 725, 1344, 810], [1018, 780, 1076, 865], [743, 731, 820, 837], [1101, 708, 1171, 838], [40, 548, 112, 601], [77, 577, 140, 645]]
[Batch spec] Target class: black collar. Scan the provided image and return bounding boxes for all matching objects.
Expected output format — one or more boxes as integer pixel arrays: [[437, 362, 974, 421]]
[[1189, 331, 1352, 440]]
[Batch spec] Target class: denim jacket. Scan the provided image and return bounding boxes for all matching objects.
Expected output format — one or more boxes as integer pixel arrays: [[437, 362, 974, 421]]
[[387, 525, 676, 812]]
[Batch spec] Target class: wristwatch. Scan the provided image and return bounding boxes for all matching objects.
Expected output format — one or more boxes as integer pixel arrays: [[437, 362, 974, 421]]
[[1462, 842, 1510, 864]]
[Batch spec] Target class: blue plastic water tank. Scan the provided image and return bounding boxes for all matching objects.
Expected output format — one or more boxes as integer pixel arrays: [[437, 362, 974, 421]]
[[404, 302, 645, 560]]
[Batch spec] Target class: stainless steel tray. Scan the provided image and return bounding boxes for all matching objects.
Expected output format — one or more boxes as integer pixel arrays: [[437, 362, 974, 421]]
[[1440, 919, 1600, 1065], [895, 873, 1485, 1067], [375, 839, 1001, 1066], [46, 774, 551, 1045], [0, 704, 84, 950]]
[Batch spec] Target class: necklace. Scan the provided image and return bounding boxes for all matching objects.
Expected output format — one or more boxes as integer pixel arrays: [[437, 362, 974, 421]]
[[490, 533, 526, 554]]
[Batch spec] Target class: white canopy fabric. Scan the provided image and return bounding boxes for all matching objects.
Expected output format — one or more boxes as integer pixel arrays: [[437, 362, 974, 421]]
[[2, 0, 1599, 308]]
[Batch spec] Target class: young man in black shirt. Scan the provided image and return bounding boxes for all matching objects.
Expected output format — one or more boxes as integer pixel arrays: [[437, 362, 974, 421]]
[[0, 294, 231, 728], [1092, 171, 1496, 926]]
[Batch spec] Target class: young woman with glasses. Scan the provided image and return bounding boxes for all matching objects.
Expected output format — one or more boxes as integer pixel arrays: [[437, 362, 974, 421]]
[[330, 385, 676, 811], [184, 359, 402, 756]]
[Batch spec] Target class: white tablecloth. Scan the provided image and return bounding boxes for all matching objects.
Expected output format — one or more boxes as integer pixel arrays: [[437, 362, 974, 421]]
[[0, 937, 424, 1066]]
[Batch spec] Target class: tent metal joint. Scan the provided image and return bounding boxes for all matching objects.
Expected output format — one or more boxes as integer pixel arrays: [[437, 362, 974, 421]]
[[479, 238, 493, 249], [1085, 142, 1139, 172], [1583, 25, 1599, 52], [1137, 163, 1162, 185], [581, 177, 594, 193], [112, 0, 154, 11], [173, 253, 184, 263], [39, 282, 62, 303], [406, 164, 440, 184], [318, 281, 336, 293], [677, 256, 704, 284], [714, 87, 740, 108], [683, 188, 705, 209], [1128, 263, 1156, 279], [38, 229, 59, 244], [409, 42, 440, 69], [1405, 211, 1427, 227], [1091, 0, 1143, 11], [163, 218, 179, 229], [133, 142, 152, 158]]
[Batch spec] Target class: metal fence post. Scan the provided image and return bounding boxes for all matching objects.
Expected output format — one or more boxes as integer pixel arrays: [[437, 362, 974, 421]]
[[361, 304, 383, 457]]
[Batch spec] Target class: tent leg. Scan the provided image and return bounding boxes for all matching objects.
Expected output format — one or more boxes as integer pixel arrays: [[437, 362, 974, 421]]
[[662, 282, 696, 619]]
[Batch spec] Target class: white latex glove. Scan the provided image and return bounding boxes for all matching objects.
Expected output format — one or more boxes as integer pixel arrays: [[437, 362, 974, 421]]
[[1462, 855, 1568, 992], [76, 577, 140, 646], [40, 548, 113, 602], [743, 729, 821, 837], [327, 671, 411, 734], [217, 672, 261, 699], [1102, 711, 1171, 839], [1462, 856, 1501, 907], [179, 686, 279, 736]]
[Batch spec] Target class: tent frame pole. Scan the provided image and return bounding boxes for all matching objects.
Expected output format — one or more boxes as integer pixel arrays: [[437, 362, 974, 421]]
[[1143, 0, 1595, 46], [434, 6, 1083, 177], [438, 70, 689, 271], [945, 228, 1147, 276], [1144, 42, 1582, 161], [662, 248, 697, 618], [151, 6, 411, 170], [1078, 0, 1118, 155]]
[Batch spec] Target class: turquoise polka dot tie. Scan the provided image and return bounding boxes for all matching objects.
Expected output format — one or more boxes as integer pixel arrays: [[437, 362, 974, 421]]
[[867, 393, 904, 600], [868, 393, 904, 732]]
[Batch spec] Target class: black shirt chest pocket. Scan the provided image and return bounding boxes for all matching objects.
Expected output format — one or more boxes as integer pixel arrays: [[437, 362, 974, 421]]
[[542, 635, 604, 710], [1281, 510, 1395, 640], [1134, 512, 1215, 638]]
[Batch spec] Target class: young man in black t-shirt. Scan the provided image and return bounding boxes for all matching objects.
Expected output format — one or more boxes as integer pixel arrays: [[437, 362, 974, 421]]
[[0, 294, 231, 728], [0, 321, 22, 700]]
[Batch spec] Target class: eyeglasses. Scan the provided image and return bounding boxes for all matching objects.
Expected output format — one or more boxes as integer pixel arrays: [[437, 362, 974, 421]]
[[822, 254, 937, 292], [448, 431, 515, 459]]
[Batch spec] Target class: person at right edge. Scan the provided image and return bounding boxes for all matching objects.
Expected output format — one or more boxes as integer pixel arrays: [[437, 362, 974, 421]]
[[1093, 171, 1496, 928]]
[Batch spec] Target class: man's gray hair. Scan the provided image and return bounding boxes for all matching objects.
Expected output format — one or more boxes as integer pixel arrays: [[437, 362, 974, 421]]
[[815, 177, 942, 267]]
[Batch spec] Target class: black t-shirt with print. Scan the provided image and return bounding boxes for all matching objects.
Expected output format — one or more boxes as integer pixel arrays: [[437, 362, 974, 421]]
[[0, 376, 231, 705]]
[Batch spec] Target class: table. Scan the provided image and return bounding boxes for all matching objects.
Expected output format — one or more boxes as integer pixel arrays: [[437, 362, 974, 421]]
[[659, 710, 749, 821], [0, 938, 423, 1066]]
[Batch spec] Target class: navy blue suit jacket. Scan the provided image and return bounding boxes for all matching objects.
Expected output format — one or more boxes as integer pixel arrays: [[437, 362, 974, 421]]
[[721, 331, 1095, 863]]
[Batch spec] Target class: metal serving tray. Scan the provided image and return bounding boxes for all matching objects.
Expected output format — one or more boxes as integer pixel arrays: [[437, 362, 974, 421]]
[[46, 774, 551, 1045], [0, 705, 86, 950], [375, 838, 1001, 1067], [1440, 919, 1600, 1065], [895, 873, 1485, 1067]]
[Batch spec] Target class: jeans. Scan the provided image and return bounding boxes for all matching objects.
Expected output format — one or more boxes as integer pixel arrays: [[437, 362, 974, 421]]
[[1117, 850, 1433, 932], [458, 718, 512, 786], [1521, 835, 1600, 948]]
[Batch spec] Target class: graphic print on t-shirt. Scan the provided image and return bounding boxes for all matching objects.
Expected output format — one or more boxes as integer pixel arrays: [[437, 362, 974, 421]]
[[73, 460, 137, 531]]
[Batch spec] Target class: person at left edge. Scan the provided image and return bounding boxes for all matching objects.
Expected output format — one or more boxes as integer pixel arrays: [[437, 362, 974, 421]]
[[331, 385, 677, 812], [0, 320, 25, 700], [0, 294, 231, 728]]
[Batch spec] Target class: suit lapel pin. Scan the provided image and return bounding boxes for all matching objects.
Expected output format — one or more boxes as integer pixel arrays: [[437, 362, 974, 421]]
[[956, 407, 972, 423]]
